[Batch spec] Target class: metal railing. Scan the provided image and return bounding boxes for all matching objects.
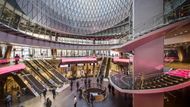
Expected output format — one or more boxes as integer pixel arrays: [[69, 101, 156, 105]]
[[119, 3, 190, 44], [0, 1, 120, 46], [110, 71, 189, 90]]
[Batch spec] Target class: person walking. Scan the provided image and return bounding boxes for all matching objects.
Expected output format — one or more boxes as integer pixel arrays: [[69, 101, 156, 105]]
[[14, 54, 20, 64], [76, 81, 79, 91], [43, 88, 47, 98], [70, 80, 73, 91], [96, 78, 99, 84], [16, 91, 21, 103], [108, 83, 111, 93], [84, 79, 87, 88], [87, 92, 90, 103], [5, 94, 12, 107], [74, 96, 77, 107], [46, 97, 52, 107], [90, 94, 94, 107], [100, 75, 104, 84], [52, 88, 56, 99], [112, 86, 115, 96], [88, 79, 91, 88]]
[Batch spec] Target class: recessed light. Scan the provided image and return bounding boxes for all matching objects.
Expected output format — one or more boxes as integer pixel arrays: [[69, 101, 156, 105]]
[[179, 32, 183, 34], [174, 34, 177, 36], [184, 30, 188, 33]]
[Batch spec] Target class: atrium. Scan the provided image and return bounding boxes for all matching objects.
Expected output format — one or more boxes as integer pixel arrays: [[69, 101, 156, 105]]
[[0, 0, 190, 107]]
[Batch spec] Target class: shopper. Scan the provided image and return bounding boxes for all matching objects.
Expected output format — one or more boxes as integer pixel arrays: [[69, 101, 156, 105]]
[[108, 83, 111, 93], [87, 92, 90, 103], [14, 54, 20, 64], [46, 97, 52, 107], [96, 78, 99, 84], [76, 81, 79, 91], [43, 88, 47, 98], [16, 91, 21, 103], [84, 79, 87, 88], [5, 94, 12, 107], [70, 80, 73, 91], [74, 96, 77, 107], [88, 79, 91, 87], [52, 88, 56, 99], [112, 86, 115, 96], [90, 94, 95, 107]]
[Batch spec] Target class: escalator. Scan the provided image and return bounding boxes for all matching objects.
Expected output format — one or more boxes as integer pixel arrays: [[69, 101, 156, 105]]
[[32, 60, 63, 85], [98, 57, 107, 78], [45, 60, 57, 69], [105, 57, 111, 78], [39, 60, 67, 82], [24, 60, 54, 87], [18, 70, 45, 96]]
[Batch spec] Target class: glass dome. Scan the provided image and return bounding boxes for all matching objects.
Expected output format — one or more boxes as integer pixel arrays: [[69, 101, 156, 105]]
[[16, 0, 131, 35]]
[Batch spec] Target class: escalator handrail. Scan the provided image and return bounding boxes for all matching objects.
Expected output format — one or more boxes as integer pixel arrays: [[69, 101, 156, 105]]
[[21, 70, 44, 94], [41, 59, 68, 81], [33, 60, 62, 84], [24, 60, 54, 87]]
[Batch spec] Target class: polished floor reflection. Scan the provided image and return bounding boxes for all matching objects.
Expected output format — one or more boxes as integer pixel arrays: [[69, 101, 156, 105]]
[[10, 78, 132, 107]]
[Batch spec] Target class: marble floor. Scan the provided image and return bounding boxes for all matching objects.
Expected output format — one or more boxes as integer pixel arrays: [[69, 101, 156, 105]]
[[11, 78, 132, 107]]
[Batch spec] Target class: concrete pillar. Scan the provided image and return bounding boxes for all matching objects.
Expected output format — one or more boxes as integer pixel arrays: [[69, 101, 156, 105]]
[[133, 36, 164, 107]]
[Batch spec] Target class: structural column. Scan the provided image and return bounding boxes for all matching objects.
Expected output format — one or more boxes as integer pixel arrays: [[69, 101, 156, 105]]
[[133, 37, 164, 107], [71, 64, 77, 79], [4, 45, 12, 59], [0, 46, 2, 58], [51, 48, 57, 59], [177, 46, 185, 62]]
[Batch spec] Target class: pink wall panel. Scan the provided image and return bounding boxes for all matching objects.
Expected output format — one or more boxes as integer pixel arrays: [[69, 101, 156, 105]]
[[133, 93, 164, 107], [134, 36, 164, 75], [62, 57, 97, 63]]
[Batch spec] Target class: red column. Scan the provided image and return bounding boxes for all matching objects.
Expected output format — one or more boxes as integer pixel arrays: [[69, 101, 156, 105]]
[[133, 37, 164, 107], [133, 93, 164, 107]]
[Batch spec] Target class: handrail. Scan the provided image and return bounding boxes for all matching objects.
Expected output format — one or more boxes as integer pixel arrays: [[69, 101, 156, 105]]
[[110, 70, 189, 90], [24, 60, 54, 87], [0, 2, 121, 45], [40, 59, 68, 82], [21, 70, 44, 94], [119, 3, 190, 44], [33, 60, 63, 84]]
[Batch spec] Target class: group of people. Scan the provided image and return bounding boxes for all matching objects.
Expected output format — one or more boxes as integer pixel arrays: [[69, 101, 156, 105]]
[[96, 75, 103, 87], [41, 87, 57, 107], [86, 93, 95, 107], [70, 80, 81, 91], [84, 78, 92, 88], [4, 91, 22, 107], [5, 94, 12, 107]]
